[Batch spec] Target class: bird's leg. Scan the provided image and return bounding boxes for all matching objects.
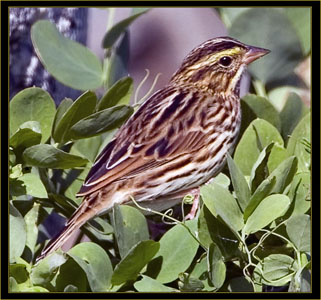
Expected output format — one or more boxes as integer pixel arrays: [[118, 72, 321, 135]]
[[184, 187, 200, 220]]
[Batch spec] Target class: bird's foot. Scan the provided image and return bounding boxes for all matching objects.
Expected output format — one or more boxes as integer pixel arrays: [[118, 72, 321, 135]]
[[184, 187, 200, 220]]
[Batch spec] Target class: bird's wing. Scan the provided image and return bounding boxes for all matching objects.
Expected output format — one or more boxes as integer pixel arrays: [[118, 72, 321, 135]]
[[77, 85, 216, 196]]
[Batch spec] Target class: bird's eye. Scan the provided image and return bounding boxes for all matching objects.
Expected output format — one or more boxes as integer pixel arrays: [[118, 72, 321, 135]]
[[219, 56, 232, 67]]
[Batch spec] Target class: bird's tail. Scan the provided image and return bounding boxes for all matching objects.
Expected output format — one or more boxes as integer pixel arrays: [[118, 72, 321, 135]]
[[36, 195, 99, 263]]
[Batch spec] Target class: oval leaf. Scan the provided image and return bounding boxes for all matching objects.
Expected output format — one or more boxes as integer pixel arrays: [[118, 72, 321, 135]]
[[10, 87, 56, 143], [243, 194, 291, 235], [31, 20, 103, 90], [23, 144, 88, 169], [68, 242, 113, 292], [52, 98, 73, 136], [70, 105, 134, 139], [286, 214, 310, 253], [52, 91, 97, 143], [227, 154, 251, 212], [234, 119, 284, 176], [253, 254, 297, 287], [112, 205, 149, 258], [201, 182, 244, 232], [286, 172, 311, 218], [241, 94, 281, 131], [15, 173, 48, 198], [198, 205, 239, 260], [10, 128, 42, 151], [31, 251, 67, 287], [97, 77, 133, 110], [280, 92, 304, 141], [111, 240, 160, 285], [10, 203, 26, 262], [24, 203, 40, 253], [148, 220, 199, 283], [207, 243, 226, 289], [287, 112, 311, 172]]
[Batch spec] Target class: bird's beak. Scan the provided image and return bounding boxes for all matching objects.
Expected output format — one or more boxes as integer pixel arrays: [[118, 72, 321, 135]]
[[244, 46, 270, 65]]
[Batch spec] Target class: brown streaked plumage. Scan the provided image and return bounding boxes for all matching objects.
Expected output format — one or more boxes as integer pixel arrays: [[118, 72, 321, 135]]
[[37, 37, 269, 261]]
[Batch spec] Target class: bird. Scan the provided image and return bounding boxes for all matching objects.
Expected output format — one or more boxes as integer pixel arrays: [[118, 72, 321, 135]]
[[37, 36, 269, 261]]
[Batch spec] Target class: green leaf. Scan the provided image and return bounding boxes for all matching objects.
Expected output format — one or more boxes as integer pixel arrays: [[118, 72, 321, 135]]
[[207, 243, 226, 289], [56, 258, 87, 292], [134, 275, 176, 292], [97, 77, 133, 110], [211, 172, 230, 189], [243, 176, 276, 221], [10, 128, 42, 151], [69, 105, 134, 139], [111, 240, 160, 285], [68, 242, 113, 292], [52, 98, 73, 137], [244, 155, 297, 221], [229, 8, 303, 84], [102, 10, 148, 48], [198, 205, 239, 260], [9, 277, 19, 292], [23, 144, 88, 169], [201, 182, 244, 232], [269, 156, 298, 194], [52, 91, 97, 143], [10, 203, 26, 262], [112, 205, 149, 258], [10, 263, 29, 285], [241, 94, 281, 131], [10, 164, 23, 180], [280, 93, 304, 142], [286, 214, 310, 253], [13, 173, 48, 198], [189, 256, 215, 291], [234, 119, 284, 176], [243, 194, 291, 235], [284, 8, 311, 55], [31, 20, 103, 90], [267, 143, 288, 173], [249, 143, 274, 193], [10, 87, 56, 143], [287, 112, 311, 172], [286, 172, 311, 217], [30, 251, 67, 287], [253, 254, 297, 287], [23, 286, 50, 292], [148, 220, 199, 283], [24, 203, 40, 253], [227, 154, 251, 212]]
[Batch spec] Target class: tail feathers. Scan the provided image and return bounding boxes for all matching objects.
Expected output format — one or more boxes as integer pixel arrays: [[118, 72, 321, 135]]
[[36, 199, 95, 263]]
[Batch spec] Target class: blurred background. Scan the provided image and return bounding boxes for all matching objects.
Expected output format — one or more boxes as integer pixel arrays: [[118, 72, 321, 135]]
[[9, 7, 310, 108]]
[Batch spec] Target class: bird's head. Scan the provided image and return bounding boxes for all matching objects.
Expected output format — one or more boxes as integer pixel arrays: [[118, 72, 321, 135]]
[[171, 36, 270, 95]]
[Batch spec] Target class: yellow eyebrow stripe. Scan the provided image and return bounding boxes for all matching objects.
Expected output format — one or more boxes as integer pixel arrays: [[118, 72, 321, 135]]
[[187, 47, 243, 70]]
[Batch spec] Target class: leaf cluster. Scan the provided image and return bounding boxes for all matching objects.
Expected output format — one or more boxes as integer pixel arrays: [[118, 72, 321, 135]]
[[9, 8, 311, 293]]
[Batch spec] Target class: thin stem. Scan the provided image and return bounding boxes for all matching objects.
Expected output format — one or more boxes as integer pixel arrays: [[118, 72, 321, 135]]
[[129, 196, 207, 251], [102, 8, 116, 90]]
